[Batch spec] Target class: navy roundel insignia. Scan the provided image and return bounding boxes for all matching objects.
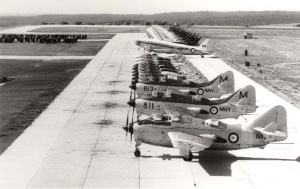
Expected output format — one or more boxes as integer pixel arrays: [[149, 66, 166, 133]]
[[209, 106, 218, 114], [190, 48, 196, 53], [228, 133, 239, 143], [197, 88, 204, 95]]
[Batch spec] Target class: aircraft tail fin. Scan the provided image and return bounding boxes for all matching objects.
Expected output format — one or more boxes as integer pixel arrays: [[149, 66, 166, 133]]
[[197, 39, 210, 50], [227, 85, 257, 113], [248, 105, 287, 141], [211, 70, 235, 93]]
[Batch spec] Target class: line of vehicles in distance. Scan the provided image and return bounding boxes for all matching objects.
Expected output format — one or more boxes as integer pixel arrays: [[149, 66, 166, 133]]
[[123, 26, 287, 161], [0, 33, 88, 43]]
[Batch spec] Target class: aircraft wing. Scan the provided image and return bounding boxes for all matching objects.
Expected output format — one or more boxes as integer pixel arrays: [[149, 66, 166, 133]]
[[168, 132, 216, 152]]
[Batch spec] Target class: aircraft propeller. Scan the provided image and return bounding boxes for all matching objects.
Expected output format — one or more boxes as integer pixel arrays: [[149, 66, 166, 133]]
[[123, 91, 136, 140], [129, 90, 132, 101], [123, 108, 130, 137], [123, 107, 134, 139]]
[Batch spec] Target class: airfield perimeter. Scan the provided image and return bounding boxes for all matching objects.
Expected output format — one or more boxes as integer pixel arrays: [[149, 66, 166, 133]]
[[0, 26, 300, 188]]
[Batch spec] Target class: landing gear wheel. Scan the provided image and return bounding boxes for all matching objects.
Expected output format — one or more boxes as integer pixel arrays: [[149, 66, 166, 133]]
[[182, 152, 193, 161], [134, 150, 141, 157]]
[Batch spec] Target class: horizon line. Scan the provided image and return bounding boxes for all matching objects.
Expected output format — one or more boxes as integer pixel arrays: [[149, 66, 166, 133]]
[[1, 10, 300, 17]]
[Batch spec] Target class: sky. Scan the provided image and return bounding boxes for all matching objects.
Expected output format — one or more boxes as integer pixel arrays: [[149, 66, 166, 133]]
[[0, 0, 300, 15]]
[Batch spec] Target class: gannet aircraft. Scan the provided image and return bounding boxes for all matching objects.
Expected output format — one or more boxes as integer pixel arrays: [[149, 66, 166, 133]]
[[123, 105, 287, 161], [135, 38, 210, 55], [128, 85, 256, 120], [133, 70, 235, 100]]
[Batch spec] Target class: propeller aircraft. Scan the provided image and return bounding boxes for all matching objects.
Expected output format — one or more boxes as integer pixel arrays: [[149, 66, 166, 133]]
[[123, 105, 287, 161], [133, 70, 234, 99], [128, 85, 256, 120], [135, 38, 211, 55]]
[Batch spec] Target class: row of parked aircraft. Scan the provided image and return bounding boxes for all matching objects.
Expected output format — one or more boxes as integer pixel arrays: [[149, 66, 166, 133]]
[[135, 37, 210, 55], [124, 26, 288, 161]]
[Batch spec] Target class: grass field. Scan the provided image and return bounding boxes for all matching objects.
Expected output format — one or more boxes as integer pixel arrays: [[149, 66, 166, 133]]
[[0, 41, 108, 56], [29, 26, 146, 33], [0, 59, 90, 154], [188, 26, 300, 39], [0, 26, 18, 31], [188, 26, 300, 107], [87, 33, 115, 39]]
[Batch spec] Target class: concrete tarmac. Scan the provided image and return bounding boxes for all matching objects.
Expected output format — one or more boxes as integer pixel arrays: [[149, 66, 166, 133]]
[[0, 33, 299, 188]]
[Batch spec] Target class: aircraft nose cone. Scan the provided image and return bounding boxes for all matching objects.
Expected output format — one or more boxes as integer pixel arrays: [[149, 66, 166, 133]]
[[127, 99, 136, 107], [129, 84, 136, 90], [122, 124, 134, 134], [122, 126, 129, 132]]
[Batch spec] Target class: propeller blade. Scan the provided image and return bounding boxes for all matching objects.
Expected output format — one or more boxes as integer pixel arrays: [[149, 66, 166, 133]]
[[129, 90, 132, 101], [130, 125, 134, 141], [131, 108, 135, 141], [128, 123, 134, 134], [123, 108, 131, 138], [131, 107, 135, 123], [126, 108, 130, 126]]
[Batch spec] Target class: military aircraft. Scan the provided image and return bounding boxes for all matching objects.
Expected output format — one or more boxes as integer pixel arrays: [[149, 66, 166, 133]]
[[135, 38, 210, 55], [131, 55, 209, 92], [123, 105, 287, 161], [132, 70, 234, 100], [128, 85, 256, 119], [133, 54, 206, 81], [132, 61, 205, 84]]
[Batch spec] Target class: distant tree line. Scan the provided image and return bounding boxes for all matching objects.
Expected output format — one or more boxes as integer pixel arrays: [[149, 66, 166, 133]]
[[1, 11, 300, 27], [39, 19, 168, 26]]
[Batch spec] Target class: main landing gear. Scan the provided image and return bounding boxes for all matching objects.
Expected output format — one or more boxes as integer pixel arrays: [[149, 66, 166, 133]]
[[182, 152, 193, 161]]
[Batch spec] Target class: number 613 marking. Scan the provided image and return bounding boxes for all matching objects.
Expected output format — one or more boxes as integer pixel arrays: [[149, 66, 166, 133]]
[[144, 86, 153, 91]]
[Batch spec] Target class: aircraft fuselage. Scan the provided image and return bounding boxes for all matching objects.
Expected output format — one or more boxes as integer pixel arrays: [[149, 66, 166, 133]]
[[133, 121, 276, 151], [135, 38, 209, 55], [136, 83, 225, 99], [135, 99, 243, 119]]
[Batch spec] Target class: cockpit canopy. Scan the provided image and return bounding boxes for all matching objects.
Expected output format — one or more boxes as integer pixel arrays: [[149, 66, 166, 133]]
[[137, 113, 180, 126]]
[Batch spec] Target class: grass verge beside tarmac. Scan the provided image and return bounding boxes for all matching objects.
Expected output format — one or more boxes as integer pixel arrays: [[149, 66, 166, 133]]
[[0, 41, 108, 56], [188, 26, 300, 108], [0, 59, 90, 154], [29, 26, 146, 33]]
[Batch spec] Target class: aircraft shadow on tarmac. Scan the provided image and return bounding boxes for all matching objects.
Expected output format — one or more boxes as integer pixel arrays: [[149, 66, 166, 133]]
[[141, 151, 299, 177]]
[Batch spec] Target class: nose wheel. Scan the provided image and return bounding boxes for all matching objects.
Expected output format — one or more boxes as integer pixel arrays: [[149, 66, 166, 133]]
[[134, 140, 142, 157], [134, 149, 141, 157], [182, 152, 193, 161]]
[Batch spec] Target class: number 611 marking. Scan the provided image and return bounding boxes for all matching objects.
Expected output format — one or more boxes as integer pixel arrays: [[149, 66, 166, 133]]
[[144, 102, 154, 109]]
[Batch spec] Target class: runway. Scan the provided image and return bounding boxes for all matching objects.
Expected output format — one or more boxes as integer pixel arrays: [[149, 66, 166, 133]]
[[0, 32, 299, 188]]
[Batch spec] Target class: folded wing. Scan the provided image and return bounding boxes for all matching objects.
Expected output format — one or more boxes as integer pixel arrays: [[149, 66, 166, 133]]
[[168, 132, 216, 152]]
